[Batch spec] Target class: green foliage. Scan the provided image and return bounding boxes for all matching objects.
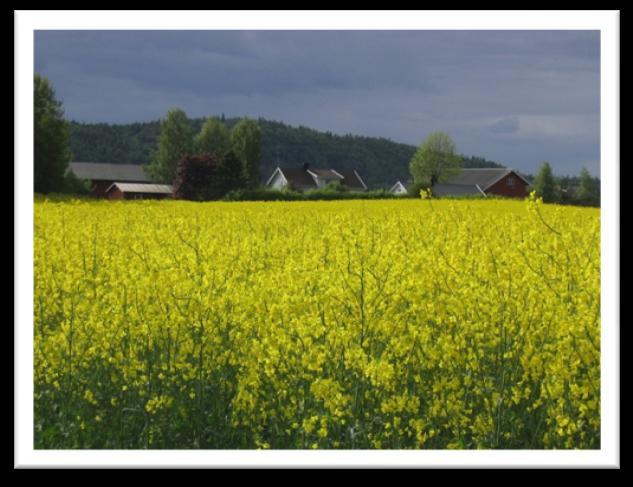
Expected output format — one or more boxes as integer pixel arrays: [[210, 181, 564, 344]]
[[224, 187, 399, 202], [460, 155, 504, 169], [533, 162, 558, 203], [576, 168, 600, 206], [195, 117, 230, 156], [173, 152, 245, 201], [231, 118, 262, 189], [62, 170, 91, 195], [147, 109, 193, 183], [409, 132, 461, 187], [406, 180, 427, 197], [34, 74, 72, 193]]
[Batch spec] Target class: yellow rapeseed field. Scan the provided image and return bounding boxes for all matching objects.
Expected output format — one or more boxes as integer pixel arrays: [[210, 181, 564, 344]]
[[34, 196, 600, 449]]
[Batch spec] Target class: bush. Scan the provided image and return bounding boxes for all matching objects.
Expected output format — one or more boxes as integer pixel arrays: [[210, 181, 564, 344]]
[[173, 152, 245, 201], [224, 187, 401, 202], [61, 171, 91, 195]]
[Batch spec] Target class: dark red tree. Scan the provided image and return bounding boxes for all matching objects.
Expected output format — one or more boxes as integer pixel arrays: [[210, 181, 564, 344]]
[[173, 152, 246, 201]]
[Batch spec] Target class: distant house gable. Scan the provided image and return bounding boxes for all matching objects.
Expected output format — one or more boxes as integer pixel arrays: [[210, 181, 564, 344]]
[[266, 165, 367, 192], [389, 180, 412, 195]]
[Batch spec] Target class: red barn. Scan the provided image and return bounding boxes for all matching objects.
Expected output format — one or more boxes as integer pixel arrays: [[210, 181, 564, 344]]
[[68, 162, 153, 198], [433, 168, 530, 198]]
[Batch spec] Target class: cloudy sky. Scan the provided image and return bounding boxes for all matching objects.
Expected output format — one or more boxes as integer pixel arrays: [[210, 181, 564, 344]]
[[34, 30, 600, 176]]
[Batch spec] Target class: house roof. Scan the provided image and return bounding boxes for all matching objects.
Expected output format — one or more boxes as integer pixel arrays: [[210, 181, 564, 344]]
[[271, 166, 367, 190], [432, 184, 486, 197], [69, 162, 151, 183], [335, 169, 368, 190], [447, 168, 528, 190], [309, 169, 342, 180], [107, 183, 173, 194], [276, 167, 319, 189]]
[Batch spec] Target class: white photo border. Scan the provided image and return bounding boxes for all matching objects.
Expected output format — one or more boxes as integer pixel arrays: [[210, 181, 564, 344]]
[[15, 10, 619, 468]]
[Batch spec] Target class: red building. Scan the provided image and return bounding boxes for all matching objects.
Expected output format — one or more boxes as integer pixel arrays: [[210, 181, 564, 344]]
[[432, 168, 531, 198], [68, 162, 153, 198]]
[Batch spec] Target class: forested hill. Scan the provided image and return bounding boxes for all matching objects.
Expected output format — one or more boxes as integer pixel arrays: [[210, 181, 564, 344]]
[[69, 118, 503, 188]]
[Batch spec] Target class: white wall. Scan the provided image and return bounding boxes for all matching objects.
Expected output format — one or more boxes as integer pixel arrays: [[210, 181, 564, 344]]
[[269, 172, 287, 190]]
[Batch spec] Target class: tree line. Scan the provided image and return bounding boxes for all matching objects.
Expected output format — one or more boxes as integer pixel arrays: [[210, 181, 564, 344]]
[[33, 73, 599, 206], [148, 108, 261, 200], [68, 117, 504, 189]]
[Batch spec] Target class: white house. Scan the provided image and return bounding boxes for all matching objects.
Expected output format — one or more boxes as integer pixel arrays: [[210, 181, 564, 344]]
[[266, 164, 368, 192]]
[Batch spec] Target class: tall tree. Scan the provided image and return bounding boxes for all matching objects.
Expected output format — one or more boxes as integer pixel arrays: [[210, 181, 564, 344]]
[[194, 117, 230, 156], [231, 118, 262, 188], [533, 162, 558, 203], [577, 167, 598, 205], [173, 151, 245, 201], [409, 132, 460, 188], [34, 74, 71, 193], [148, 108, 193, 183]]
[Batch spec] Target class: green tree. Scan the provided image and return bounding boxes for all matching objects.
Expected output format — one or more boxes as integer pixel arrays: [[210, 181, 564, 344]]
[[148, 108, 193, 183], [231, 118, 262, 189], [577, 167, 598, 205], [34, 74, 72, 193], [409, 132, 460, 188], [194, 117, 230, 156], [533, 162, 558, 203]]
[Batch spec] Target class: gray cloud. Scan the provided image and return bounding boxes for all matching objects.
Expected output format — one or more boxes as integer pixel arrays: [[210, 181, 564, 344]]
[[488, 117, 520, 134], [34, 30, 600, 176]]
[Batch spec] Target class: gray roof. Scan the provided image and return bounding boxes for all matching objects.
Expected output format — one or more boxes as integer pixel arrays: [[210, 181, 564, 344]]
[[107, 183, 173, 194], [275, 167, 319, 189], [271, 166, 367, 191], [309, 169, 342, 180], [432, 184, 485, 197], [335, 169, 367, 190], [447, 168, 527, 190], [69, 162, 151, 183]]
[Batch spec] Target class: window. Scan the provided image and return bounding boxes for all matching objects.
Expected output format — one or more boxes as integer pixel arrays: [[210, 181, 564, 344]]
[[507, 176, 515, 187]]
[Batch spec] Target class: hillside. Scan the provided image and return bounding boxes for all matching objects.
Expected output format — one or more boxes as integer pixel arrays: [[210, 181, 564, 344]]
[[69, 118, 504, 188]]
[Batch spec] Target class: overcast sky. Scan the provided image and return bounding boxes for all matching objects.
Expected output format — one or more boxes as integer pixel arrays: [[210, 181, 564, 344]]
[[34, 30, 600, 176]]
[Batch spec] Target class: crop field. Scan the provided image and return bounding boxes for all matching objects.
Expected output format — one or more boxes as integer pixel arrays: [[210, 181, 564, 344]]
[[34, 197, 600, 449]]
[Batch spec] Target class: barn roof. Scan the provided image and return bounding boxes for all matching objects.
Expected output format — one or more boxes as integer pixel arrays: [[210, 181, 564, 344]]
[[106, 182, 173, 194], [447, 168, 529, 190], [69, 162, 151, 183], [432, 184, 486, 197]]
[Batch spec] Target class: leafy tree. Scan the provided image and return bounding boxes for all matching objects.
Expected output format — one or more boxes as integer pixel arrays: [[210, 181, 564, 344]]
[[533, 162, 558, 203], [34, 74, 72, 193], [173, 152, 245, 201], [577, 167, 599, 205], [231, 118, 262, 188], [409, 132, 461, 187], [194, 117, 230, 156], [148, 108, 193, 183]]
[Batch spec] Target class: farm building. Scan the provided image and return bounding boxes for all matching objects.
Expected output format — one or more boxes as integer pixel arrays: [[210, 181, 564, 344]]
[[106, 183, 173, 200], [391, 168, 530, 198], [389, 180, 412, 195], [266, 164, 367, 192], [68, 162, 152, 198]]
